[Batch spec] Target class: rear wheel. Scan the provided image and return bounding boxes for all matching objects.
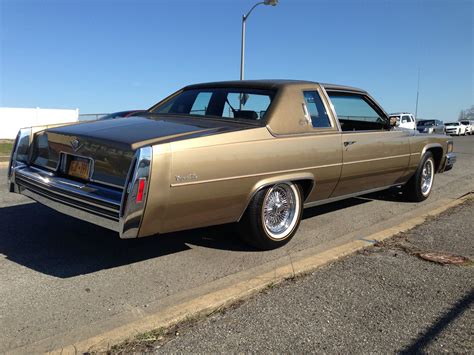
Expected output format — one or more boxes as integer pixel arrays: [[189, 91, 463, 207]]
[[403, 152, 435, 202], [239, 182, 303, 250]]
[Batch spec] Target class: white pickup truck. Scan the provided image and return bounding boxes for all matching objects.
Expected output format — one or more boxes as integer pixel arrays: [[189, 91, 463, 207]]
[[389, 112, 416, 130]]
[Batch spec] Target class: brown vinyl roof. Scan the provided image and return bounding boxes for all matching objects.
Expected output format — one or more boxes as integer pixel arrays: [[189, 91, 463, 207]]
[[185, 80, 366, 94]]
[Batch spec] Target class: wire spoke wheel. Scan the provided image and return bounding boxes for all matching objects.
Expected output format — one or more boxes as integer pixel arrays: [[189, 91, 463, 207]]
[[262, 183, 300, 240], [421, 158, 434, 196]]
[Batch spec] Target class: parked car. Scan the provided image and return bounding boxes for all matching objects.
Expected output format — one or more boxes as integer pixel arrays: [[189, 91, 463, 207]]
[[389, 112, 416, 130], [8, 80, 456, 250], [100, 110, 145, 120], [459, 120, 473, 135], [444, 122, 466, 136], [416, 119, 445, 134]]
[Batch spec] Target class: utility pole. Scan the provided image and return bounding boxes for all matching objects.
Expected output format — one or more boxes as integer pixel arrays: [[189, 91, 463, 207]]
[[415, 67, 420, 119]]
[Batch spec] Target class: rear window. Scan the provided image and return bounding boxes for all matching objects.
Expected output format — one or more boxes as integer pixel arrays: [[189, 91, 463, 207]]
[[150, 88, 275, 123]]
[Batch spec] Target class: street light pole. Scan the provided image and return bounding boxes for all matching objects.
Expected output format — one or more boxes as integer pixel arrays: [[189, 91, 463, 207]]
[[415, 67, 420, 119], [240, 0, 278, 80], [240, 13, 247, 81]]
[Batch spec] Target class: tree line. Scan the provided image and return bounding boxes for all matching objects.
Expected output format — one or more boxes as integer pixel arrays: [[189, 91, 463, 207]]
[[459, 105, 474, 121]]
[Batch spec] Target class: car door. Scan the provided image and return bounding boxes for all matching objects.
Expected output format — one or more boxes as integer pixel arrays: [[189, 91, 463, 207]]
[[326, 91, 411, 197], [299, 89, 343, 203]]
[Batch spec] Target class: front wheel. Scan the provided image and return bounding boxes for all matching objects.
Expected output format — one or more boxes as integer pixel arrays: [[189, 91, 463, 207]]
[[239, 182, 303, 250], [403, 152, 435, 202]]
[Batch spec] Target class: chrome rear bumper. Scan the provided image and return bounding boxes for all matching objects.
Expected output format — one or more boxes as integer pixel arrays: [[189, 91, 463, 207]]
[[8, 146, 152, 238]]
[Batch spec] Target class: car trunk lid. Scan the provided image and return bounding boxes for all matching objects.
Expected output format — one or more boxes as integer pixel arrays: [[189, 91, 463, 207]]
[[30, 114, 255, 188]]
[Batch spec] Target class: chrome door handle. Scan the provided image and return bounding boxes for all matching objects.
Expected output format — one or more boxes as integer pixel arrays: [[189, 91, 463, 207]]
[[343, 141, 356, 147]]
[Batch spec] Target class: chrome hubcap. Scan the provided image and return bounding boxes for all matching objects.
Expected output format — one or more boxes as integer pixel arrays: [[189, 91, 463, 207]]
[[421, 159, 434, 196], [262, 183, 299, 239]]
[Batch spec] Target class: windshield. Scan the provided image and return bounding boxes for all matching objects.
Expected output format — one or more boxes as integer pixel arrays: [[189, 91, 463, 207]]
[[460, 121, 470, 125], [445, 122, 459, 126], [150, 88, 276, 123], [418, 120, 435, 126]]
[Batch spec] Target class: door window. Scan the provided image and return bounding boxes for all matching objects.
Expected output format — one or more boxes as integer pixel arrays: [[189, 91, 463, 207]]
[[328, 93, 388, 131], [303, 91, 331, 128], [401, 115, 411, 123]]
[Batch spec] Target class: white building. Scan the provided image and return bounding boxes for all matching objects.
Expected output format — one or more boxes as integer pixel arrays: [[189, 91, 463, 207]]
[[0, 107, 79, 139]]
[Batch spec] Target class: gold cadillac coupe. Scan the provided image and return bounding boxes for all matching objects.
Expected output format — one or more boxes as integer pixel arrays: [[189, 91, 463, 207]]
[[8, 80, 456, 249]]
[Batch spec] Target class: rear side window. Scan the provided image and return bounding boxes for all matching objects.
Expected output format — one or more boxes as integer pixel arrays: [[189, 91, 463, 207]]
[[222, 93, 271, 120], [328, 93, 388, 131], [303, 91, 331, 128], [190, 92, 212, 115], [151, 88, 275, 122]]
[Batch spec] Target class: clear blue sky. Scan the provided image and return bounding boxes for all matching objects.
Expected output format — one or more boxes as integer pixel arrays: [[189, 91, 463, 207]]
[[1, 0, 472, 120]]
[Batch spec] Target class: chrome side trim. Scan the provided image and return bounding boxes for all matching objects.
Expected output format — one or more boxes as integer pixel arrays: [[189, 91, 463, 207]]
[[119, 147, 153, 239], [171, 153, 411, 188], [304, 184, 401, 209], [171, 163, 341, 187], [344, 154, 411, 165]]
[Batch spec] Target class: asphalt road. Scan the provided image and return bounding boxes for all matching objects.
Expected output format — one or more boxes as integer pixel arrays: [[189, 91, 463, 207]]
[[148, 199, 474, 353], [0, 136, 473, 352]]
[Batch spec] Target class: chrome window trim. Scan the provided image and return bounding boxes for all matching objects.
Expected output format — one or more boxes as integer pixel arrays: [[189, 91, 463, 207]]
[[319, 86, 342, 132], [302, 89, 336, 130], [324, 90, 391, 132]]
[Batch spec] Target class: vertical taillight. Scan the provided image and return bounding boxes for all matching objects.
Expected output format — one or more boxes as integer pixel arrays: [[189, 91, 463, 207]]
[[136, 178, 146, 203]]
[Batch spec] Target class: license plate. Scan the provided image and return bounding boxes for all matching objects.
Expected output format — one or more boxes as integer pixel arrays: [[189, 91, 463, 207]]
[[68, 158, 90, 180]]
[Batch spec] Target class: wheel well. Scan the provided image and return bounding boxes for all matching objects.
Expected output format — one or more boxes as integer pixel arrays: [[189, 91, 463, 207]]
[[295, 179, 314, 201], [426, 147, 443, 171], [238, 178, 315, 222]]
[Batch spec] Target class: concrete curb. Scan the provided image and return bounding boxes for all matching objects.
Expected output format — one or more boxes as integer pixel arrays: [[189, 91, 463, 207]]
[[7, 193, 471, 354], [0, 161, 10, 167]]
